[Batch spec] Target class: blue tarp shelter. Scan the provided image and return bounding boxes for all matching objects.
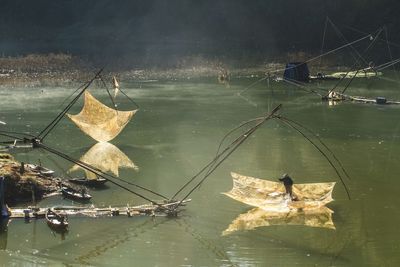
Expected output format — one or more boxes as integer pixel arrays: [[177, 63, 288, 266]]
[[283, 62, 310, 82]]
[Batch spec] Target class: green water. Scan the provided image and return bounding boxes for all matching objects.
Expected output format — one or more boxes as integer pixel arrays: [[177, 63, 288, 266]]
[[1, 75, 400, 266]]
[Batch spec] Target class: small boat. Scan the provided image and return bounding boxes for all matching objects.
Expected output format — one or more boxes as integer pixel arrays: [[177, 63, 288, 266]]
[[61, 186, 92, 201], [25, 163, 55, 176], [45, 208, 68, 231], [69, 177, 107, 187]]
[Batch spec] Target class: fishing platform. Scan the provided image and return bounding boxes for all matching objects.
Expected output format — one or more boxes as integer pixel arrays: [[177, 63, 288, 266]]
[[322, 91, 400, 105], [8, 199, 191, 220]]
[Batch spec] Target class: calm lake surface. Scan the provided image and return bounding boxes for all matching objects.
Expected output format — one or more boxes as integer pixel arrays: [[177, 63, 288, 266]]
[[1, 74, 400, 266]]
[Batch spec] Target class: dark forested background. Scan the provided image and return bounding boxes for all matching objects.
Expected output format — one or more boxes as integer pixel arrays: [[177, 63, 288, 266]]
[[1, 0, 400, 67]]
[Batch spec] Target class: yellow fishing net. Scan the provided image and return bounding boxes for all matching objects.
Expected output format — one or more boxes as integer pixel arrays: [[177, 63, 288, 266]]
[[223, 172, 335, 212], [222, 206, 335, 235], [67, 91, 137, 142], [70, 142, 138, 179]]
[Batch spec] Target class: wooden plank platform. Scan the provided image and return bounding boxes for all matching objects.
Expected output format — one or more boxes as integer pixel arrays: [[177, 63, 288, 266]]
[[8, 199, 191, 219], [324, 92, 400, 105]]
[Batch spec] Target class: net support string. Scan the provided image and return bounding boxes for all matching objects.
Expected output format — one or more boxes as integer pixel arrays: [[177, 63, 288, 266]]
[[37, 143, 171, 209], [340, 28, 384, 95], [98, 74, 140, 110], [39, 142, 168, 200], [319, 16, 329, 69], [97, 74, 117, 110], [171, 104, 283, 209], [199, 116, 272, 194], [343, 24, 400, 49], [382, 26, 399, 81], [273, 33, 373, 76], [281, 78, 323, 97], [57, 81, 90, 109], [239, 33, 373, 98], [275, 116, 351, 200], [277, 115, 351, 180], [326, 17, 368, 68], [325, 28, 383, 97], [37, 68, 104, 141], [170, 117, 265, 200], [0, 130, 39, 141], [171, 115, 274, 201]]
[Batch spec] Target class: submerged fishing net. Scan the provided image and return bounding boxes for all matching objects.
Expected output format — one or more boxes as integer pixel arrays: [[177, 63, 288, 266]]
[[67, 91, 137, 142], [223, 206, 335, 235], [223, 172, 335, 212], [70, 141, 138, 179]]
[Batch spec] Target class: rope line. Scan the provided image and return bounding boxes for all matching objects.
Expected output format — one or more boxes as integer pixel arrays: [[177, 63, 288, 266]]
[[319, 17, 329, 69], [38, 68, 104, 140], [275, 34, 373, 75], [325, 28, 383, 97], [98, 74, 117, 110], [171, 117, 265, 200], [38, 143, 170, 206], [340, 28, 383, 95], [276, 117, 351, 200], [57, 81, 89, 109], [172, 105, 282, 207], [238, 30, 373, 100], [282, 78, 322, 97], [277, 116, 351, 180], [343, 24, 400, 49], [97, 74, 140, 110], [326, 17, 368, 67]]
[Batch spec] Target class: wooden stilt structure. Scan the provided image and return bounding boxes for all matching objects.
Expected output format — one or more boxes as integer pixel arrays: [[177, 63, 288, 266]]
[[0, 176, 9, 218], [8, 199, 191, 220]]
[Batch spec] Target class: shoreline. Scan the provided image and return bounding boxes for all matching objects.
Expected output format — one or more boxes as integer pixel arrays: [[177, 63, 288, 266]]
[[0, 53, 347, 88]]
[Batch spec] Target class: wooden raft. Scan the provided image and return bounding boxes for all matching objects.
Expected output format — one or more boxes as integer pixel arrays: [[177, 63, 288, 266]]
[[8, 199, 191, 219]]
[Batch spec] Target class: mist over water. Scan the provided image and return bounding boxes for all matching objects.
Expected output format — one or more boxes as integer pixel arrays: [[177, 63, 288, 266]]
[[1, 1, 400, 266], [0, 76, 399, 266], [1, 0, 400, 67]]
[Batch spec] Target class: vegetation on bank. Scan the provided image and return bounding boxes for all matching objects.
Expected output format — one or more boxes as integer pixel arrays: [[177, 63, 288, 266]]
[[0, 53, 90, 88], [0, 154, 58, 204], [0, 52, 347, 88]]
